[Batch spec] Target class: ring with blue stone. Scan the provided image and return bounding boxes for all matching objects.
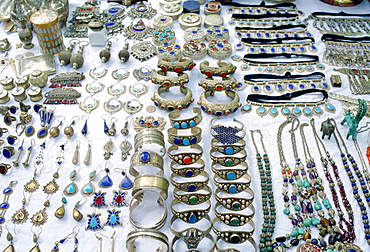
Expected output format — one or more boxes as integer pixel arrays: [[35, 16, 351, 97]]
[[213, 174, 251, 194], [168, 144, 203, 165], [6, 135, 17, 145], [168, 127, 202, 146], [129, 189, 168, 229], [2, 146, 14, 159], [174, 186, 212, 205], [171, 199, 210, 224], [213, 217, 255, 244], [170, 159, 205, 178], [215, 188, 254, 211], [212, 162, 248, 181], [215, 202, 255, 227], [197, 90, 241, 116], [210, 150, 247, 167], [170, 214, 212, 249], [211, 138, 246, 155], [171, 171, 209, 192], [129, 150, 164, 177], [169, 107, 203, 129]]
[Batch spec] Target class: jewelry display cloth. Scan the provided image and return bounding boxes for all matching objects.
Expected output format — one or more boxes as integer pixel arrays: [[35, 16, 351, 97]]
[[0, 0, 370, 251]]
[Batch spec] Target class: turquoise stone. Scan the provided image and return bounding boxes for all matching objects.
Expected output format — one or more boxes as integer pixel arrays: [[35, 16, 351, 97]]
[[90, 218, 98, 227], [294, 204, 301, 211], [258, 107, 266, 114], [314, 201, 322, 210], [283, 208, 290, 215], [174, 123, 180, 129], [226, 172, 236, 180], [298, 227, 305, 234], [269, 108, 278, 115], [322, 198, 332, 208], [296, 179, 302, 187], [311, 217, 320, 226], [109, 214, 117, 223], [181, 122, 188, 129], [282, 108, 290, 115], [229, 185, 237, 194], [303, 218, 312, 227], [182, 139, 190, 145], [243, 104, 251, 112], [83, 184, 93, 194], [66, 184, 76, 194], [225, 147, 234, 155], [326, 104, 335, 111], [189, 121, 196, 127], [293, 108, 301, 114], [291, 230, 299, 237], [314, 107, 322, 114], [303, 178, 310, 188], [304, 108, 312, 115]]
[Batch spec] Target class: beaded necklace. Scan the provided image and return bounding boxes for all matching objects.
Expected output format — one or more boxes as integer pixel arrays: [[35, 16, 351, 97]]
[[250, 129, 276, 252], [329, 118, 370, 244], [310, 118, 356, 243], [300, 123, 342, 251]]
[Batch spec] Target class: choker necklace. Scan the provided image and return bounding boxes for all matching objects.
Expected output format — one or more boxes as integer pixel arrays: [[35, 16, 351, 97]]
[[244, 72, 329, 94], [237, 37, 317, 53], [241, 53, 325, 74], [230, 13, 302, 27], [334, 68, 370, 95], [322, 34, 370, 69], [234, 24, 312, 40], [304, 12, 370, 36], [226, 1, 302, 15], [310, 119, 356, 244], [243, 89, 336, 118]]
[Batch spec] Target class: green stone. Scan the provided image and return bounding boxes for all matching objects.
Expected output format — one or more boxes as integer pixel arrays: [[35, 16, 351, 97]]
[[291, 230, 299, 237], [303, 178, 310, 188], [294, 204, 301, 211], [311, 217, 320, 226], [232, 202, 241, 210], [260, 238, 266, 243], [297, 179, 303, 187], [298, 227, 305, 234], [231, 218, 239, 226], [225, 159, 234, 167], [189, 196, 198, 204], [303, 218, 312, 227]]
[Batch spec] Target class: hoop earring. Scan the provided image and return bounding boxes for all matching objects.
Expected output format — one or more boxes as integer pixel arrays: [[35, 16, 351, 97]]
[[104, 98, 123, 115]]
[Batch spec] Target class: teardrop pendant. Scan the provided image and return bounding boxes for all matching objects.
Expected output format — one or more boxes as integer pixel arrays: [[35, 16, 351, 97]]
[[37, 127, 48, 139], [29, 244, 41, 252], [54, 204, 65, 219], [3, 244, 15, 252], [81, 182, 95, 197], [30, 208, 48, 226], [64, 182, 78, 197], [73, 207, 83, 222], [119, 171, 133, 190]]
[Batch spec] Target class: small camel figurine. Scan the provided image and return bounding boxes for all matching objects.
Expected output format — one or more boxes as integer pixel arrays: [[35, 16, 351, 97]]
[[341, 99, 367, 140], [320, 118, 335, 139]]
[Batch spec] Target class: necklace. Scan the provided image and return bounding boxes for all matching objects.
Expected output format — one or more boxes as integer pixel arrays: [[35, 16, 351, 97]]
[[334, 68, 370, 95], [226, 1, 301, 15], [329, 118, 370, 244], [243, 89, 336, 118], [235, 24, 312, 40], [250, 130, 275, 252], [329, 92, 370, 118], [0, 181, 17, 236], [310, 119, 356, 243]]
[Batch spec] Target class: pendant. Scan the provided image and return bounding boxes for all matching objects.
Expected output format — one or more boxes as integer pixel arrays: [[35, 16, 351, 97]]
[[111, 190, 128, 207], [296, 243, 322, 252], [63, 182, 78, 197], [81, 182, 95, 197], [281, 107, 291, 117], [73, 204, 83, 222], [268, 107, 279, 118], [124, 19, 154, 40], [120, 140, 132, 162], [105, 209, 122, 227], [86, 213, 103, 231], [3, 244, 15, 252], [130, 41, 157, 62], [119, 171, 133, 190], [91, 192, 107, 208], [292, 107, 302, 117], [54, 198, 66, 219], [30, 208, 48, 226], [103, 139, 115, 160], [313, 106, 323, 117], [127, 2, 157, 19], [24, 178, 40, 193], [25, 125, 35, 137], [43, 179, 59, 195], [29, 245, 41, 252], [256, 107, 268, 117], [303, 107, 313, 117], [11, 206, 29, 224], [325, 103, 336, 113]]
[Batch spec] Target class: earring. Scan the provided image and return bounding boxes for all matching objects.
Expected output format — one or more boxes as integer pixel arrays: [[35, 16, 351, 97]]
[[104, 98, 123, 115], [49, 116, 65, 138], [37, 106, 55, 139], [22, 139, 36, 168], [12, 139, 24, 167], [79, 96, 100, 114], [73, 197, 86, 222], [129, 82, 149, 98], [105, 209, 122, 227], [81, 165, 101, 197], [3, 221, 16, 251], [64, 116, 80, 138], [100, 37, 117, 63], [102, 114, 109, 135], [103, 139, 115, 160], [84, 140, 92, 166], [108, 117, 117, 136], [118, 40, 130, 63], [63, 166, 80, 197], [72, 140, 80, 165], [123, 99, 143, 115], [29, 225, 42, 252], [58, 39, 79, 66], [51, 226, 78, 251], [70, 41, 89, 69], [114, 168, 133, 190], [86, 212, 103, 231], [120, 117, 131, 136], [119, 140, 132, 161], [99, 162, 113, 188], [54, 195, 67, 219], [81, 115, 89, 136]]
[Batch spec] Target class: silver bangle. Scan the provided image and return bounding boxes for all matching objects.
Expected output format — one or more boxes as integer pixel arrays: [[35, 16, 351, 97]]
[[169, 107, 203, 129], [167, 127, 202, 146], [199, 76, 239, 92], [168, 144, 203, 165], [129, 150, 164, 177], [213, 218, 255, 245], [152, 86, 194, 111], [210, 138, 246, 155], [171, 171, 209, 192], [134, 137, 166, 154], [170, 159, 205, 178], [151, 70, 189, 87], [210, 150, 247, 167], [213, 173, 251, 194], [199, 60, 236, 77], [135, 128, 164, 141], [212, 161, 249, 180], [174, 186, 212, 205], [158, 57, 196, 73], [215, 188, 254, 211], [215, 202, 255, 227], [171, 198, 211, 224], [126, 229, 169, 252], [129, 189, 167, 229], [171, 234, 215, 252], [132, 175, 169, 200], [184, 27, 205, 42], [197, 90, 242, 116], [215, 237, 257, 252]]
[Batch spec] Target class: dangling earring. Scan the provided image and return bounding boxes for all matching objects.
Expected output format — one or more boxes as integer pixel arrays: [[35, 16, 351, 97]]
[[81, 165, 101, 197], [99, 162, 113, 189], [29, 225, 42, 252], [70, 41, 89, 69], [118, 40, 130, 63], [3, 221, 16, 251], [120, 116, 131, 136], [108, 117, 117, 136], [49, 116, 65, 138], [102, 114, 109, 135], [119, 139, 132, 161], [22, 139, 36, 168], [105, 209, 122, 227], [109, 231, 116, 252], [95, 232, 107, 252], [54, 194, 67, 219], [64, 116, 80, 138], [100, 37, 117, 63], [63, 166, 80, 197], [84, 140, 93, 166], [73, 197, 86, 222], [58, 39, 79, 66], [37, 106, 55, 139], [114, 168, 133, 190], [51, 226, 78, 251], [103, 139, 115, 160], [81, 115, 89, 136], [72, 140, 80, 165]]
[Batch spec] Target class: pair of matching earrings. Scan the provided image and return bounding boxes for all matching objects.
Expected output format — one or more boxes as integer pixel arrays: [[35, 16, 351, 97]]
[[55, 196, 86, 222], [58, 39, 89, 69], [72, 140, 92, 165], [102, 115, 118, 137]]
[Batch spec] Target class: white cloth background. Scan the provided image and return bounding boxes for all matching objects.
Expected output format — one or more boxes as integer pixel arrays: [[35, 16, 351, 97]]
[[1, 0, 370, 251]]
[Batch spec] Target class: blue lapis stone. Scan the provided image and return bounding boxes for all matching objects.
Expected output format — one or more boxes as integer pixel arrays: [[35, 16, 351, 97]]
[[311, 46, 317, 50], [3, 149, 12, 158], [299, 84, 305, 89], [0, 202, 9, 209], [236, 43, 242, 48], [307, 33, 312, 36], [185, 170, 194, 177], [281, 48, 286, 52], [277, 84, 283, 90], [299, 47, 305, 51], [215, 112, 223, 116], [260, 48, 265, 52], [183, 139, 190, 145], [217, 43, 223, 48], [311, 84, 317, 88], [229, 185, 237, 193], [190, 137, 197, 145], [139, 120, 145, 125], [174, 138, 181, 145], [140, 152, 150, 162], [26, 126, 34, 134], [181, 122, 188, 129], [99, 175, 113, 188], [275, 34, 280, 38], [37, 128, 47, 138], [3, 188, 12, 194], [254, 86, 259, 91], [250, 48, 255, 52], [0, 217, 4, 224], [271, 48, 275, 52], [236, 32, 241, 37], [189, 214, 197, 223], [60, 238, 67, 243], [256, 33, 261, 37], [105, 22, 115, 27], [288, 84, 294, 90], [322, 83, 328, 88], [246, 33, 251, 37], [265, 33, 270, 37], [346, 250, 356, 252], [153, 121, 159, 126], [215, 29, 220, 33], [291, 47, 296, 51], [265, 85, 271, 91], [200, 106, 206, 111], [188, 184, 197, 192]]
